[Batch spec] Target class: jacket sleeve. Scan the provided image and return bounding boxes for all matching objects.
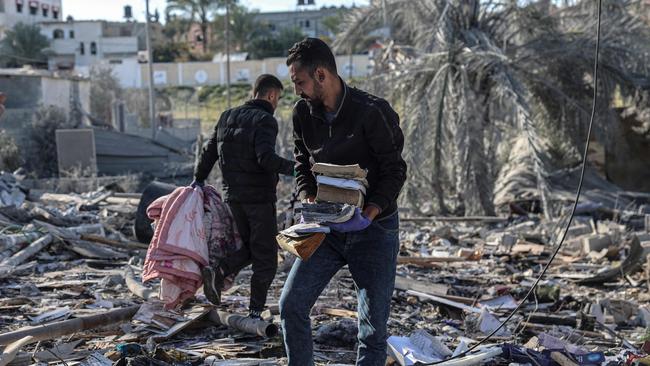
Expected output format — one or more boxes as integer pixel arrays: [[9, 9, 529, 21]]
[[364, 103, 407, 213], [254, 115, 295, 176], [293, 106, 317, 199], [194, 111, 226, 182]]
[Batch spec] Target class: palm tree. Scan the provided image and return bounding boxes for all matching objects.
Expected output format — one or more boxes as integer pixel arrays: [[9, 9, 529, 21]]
[[0, 23, 50, 68], [212, 4, 262, 52], [335, 0, 650, 216], [166, 0, 231, 53]]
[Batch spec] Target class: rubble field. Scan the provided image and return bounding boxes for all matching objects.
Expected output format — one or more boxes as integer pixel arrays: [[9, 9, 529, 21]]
[[1, 171, 650, 366]]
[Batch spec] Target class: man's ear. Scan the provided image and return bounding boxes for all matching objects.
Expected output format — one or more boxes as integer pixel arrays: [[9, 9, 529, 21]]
[[315, 68, 326, 83]]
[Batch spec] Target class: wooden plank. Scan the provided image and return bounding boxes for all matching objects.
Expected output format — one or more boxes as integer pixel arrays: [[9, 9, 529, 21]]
[[394, 275, 449, 296], [0, 234, 52, 267], [407, 290, 482, 313], [155, 306, 212, 340]]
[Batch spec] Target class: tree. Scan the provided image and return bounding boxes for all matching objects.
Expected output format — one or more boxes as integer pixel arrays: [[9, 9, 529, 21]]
[[89, 67, 123, 128], [163, 13, 193, 42], [165, 0, 232, 53], [336, 0, 650, 216], [0, 23, 50, 68], [28, 106, 77, 177], [212, 4, 262, 52], [247, 27, 305, 59], [154, 41, 196, 62]]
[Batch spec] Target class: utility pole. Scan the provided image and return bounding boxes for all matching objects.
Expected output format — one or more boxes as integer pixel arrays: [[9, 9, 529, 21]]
[[225, 0, 231, 109], [382, 0, 390, 40], [145, 0, 156, 139]]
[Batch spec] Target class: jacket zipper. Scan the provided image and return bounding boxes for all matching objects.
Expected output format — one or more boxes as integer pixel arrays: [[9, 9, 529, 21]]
[[329, 125, 332, 138]]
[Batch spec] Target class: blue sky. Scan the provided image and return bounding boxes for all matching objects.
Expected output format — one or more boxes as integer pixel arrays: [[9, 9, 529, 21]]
[[63, 0, 370, 22]]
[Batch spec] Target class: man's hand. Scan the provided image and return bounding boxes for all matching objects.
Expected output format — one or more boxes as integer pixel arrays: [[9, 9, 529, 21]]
[[301, 195, 316, 204], [362, 205, 381, 222]]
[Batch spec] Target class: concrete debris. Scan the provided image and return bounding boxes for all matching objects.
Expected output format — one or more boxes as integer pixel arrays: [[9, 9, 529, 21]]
[[0, 172, 650, 365], [0, 172, 25, 208]]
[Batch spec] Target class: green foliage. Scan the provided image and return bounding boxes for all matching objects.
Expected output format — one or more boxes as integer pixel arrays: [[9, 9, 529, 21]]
[[0, 23, 50, 68], [27, 106, 77, 178], [212, 4, 263, 53], [165, 0, 231, 52], [89, 67, 123, 126], [247, 27, 305, 59], [321, 14, 343, 35], [154, 41, 198, 62]]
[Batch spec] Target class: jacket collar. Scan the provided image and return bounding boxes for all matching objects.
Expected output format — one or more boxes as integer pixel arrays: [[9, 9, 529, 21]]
[[246, 99, 274, 114], [307, 77, 349, 122]]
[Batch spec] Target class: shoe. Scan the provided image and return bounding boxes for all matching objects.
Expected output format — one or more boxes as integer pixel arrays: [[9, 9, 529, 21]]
[[248, 309, 263, 320], [201, 266, 223, 305]]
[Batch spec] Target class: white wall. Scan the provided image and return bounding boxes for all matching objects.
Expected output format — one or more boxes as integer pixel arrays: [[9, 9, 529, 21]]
[[41, 21, 139, 70], [110, 58, 142, 88], [41, 77, 71, 113]]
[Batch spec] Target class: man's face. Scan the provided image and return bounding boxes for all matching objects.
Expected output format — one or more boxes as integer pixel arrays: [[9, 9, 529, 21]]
[[289, 64, 325, 107]]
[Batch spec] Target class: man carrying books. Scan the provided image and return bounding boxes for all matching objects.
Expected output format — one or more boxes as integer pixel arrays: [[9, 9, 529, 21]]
[[280, 38, 408, 366], [193, 74, 295, 319]]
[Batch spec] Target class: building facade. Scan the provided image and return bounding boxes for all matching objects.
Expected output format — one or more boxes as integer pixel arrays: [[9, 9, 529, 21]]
[[0, 0, 62, 37], [39, 20, 143, 71], [254, 6, 344, 39]]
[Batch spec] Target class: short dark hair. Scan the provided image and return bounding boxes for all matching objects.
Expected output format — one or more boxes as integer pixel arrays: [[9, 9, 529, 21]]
[[286, 37, 337, 74], [253, 74, 283, 97]]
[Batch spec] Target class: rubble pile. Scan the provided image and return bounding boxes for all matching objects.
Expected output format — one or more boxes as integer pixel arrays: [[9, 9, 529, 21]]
[[0, 171, 25, 209], [0, 172, 650, 365]]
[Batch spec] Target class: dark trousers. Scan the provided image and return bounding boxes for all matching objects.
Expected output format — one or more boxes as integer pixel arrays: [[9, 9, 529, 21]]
[[220, 202, 278, 312], [279, 211, 400, 366]]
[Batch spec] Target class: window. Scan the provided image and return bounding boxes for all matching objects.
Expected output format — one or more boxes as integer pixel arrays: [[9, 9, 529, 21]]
[[69, 30, 74, 38], [29, 4, 36, 15], [53, 29, 64, 39], [16, 3, 22, 13], [305, 20, 310, 28], [52, 9, 58, 19], [0, 0, 5, 13], [79, 42, 85, 55], [90, 42, 97, 55], [42, 7, 47, 17]]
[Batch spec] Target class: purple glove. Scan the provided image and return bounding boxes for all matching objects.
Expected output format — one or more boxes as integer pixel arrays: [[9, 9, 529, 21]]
[[327, 208, 371, 233]]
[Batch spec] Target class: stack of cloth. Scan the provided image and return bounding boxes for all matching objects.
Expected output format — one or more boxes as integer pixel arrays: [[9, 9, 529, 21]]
[[277, 164, 368, 261], [144, 185, 242, 309]]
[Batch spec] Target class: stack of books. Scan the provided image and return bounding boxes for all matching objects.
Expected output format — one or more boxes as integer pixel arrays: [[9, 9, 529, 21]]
[[312, 163, 368, 208]]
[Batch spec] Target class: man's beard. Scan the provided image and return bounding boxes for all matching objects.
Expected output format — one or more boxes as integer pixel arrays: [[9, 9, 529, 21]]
[[302, 83, 325, 108]]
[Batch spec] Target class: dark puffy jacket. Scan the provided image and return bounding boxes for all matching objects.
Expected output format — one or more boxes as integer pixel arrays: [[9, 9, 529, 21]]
[[293, 80, 407, 219], [195, 99, 294, 203]]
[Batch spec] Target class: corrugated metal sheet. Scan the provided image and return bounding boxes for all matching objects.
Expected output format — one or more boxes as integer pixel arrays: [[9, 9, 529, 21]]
[[94, 129, 193, 178]]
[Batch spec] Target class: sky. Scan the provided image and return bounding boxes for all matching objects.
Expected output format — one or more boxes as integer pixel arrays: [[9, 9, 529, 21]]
[[63, 0, 370, 22]]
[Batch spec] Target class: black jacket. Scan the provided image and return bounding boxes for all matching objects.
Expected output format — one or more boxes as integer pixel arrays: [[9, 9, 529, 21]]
[[195, 99, 294, 203], [293, 80, 407, 218]]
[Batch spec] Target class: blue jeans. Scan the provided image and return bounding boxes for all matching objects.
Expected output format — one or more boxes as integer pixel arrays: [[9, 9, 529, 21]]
[[279, 211, 400, 366]]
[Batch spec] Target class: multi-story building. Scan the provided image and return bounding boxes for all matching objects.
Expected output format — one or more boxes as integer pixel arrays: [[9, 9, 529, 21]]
[[0, 0, 62, 37], [39, 20, 144, 70], [254, 6, 344, 39]]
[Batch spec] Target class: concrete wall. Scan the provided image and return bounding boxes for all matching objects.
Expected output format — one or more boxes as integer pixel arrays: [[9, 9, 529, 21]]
[[137, 54, 372, 88], [41, 77, 71, 111]]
